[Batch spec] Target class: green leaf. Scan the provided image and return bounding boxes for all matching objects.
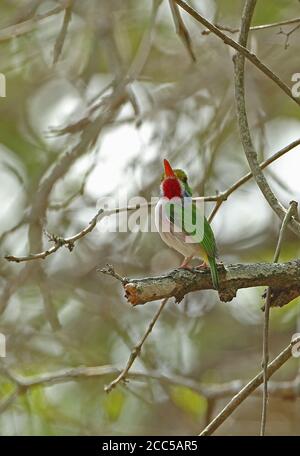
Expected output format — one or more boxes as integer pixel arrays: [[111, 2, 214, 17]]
[[170, 386, 207, 418], [103, 389, 125, 422]]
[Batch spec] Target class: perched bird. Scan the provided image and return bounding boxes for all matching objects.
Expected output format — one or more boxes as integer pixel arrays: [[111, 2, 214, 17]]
[[155, 159, 219, 289]]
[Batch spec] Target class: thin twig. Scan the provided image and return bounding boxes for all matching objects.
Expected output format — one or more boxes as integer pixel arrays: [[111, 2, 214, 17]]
[[169, 0, 196, 61], [199, 336, 300, 436], [49, 153, 98, 210], [260, 201, 298, 435], [232, 0, 300, 237], [273, 202, 299, 263], [104, 298, 169, 393], [174, 0, 300, 107], [125, 0, 162, 82], [204, 137, 300, 219], [201, 17, 300, 35], [100, 264, 128, 284], [2, 363, 300, 416], [0, 218, 28, 245], [53, 0, 74, 64], [0, 387, 20, 414], [278, 22, 300, 49], [5, 209, 104, 263], [208, 199, 222, 223], [234, 0, 274, 435], [5, 135, 300, 262], [5, 0, 161, 266], [0, 5, 66, 42]]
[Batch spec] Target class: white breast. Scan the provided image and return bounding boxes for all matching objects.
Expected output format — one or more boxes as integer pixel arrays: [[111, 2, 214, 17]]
[[155, 198, 198, 257]]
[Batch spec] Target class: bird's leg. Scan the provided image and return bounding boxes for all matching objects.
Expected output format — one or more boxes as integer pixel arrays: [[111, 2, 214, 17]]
[[179, 255, 194, 270]]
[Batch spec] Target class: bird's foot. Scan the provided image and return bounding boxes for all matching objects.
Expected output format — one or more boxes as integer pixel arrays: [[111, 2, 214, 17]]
[[195, 261, 209, 270], [179, 264, 194, 271], [178, 256, 194, 270]]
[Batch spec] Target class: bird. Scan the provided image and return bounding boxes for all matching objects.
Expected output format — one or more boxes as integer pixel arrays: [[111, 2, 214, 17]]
[[155, 158, 219, 289]]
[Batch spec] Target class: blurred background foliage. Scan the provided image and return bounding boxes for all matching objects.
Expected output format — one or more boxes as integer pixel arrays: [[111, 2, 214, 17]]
[[0, 0, 300, 436]]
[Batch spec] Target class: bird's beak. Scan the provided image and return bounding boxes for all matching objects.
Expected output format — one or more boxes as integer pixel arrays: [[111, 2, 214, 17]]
[[163, 159, 176, 178]]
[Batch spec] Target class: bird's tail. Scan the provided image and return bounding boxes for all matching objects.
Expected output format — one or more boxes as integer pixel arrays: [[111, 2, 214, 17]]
[[208, 256, 219, 290]]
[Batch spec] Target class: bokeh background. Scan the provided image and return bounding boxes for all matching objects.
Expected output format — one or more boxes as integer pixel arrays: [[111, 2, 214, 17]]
[[1, 0, 300, 436]]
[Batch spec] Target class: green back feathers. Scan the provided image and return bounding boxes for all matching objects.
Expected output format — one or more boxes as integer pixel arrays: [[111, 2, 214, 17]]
[[162, 166, 219, 289], [173, 169, 192, 196]]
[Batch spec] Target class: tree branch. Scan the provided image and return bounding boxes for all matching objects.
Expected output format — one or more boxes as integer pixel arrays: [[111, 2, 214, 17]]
[[5, 135, 300, 263], [201, 17, 300, 35], [5, 209, 104, 263], [207, 138, 300, 220], [0, 4, 66, 42], [278, 23, 300, 49], [174, 0, 300, 107], [53, 0, 74, 64], [169, 0, 196, 61], [104, 298, 168, 393], [233, 0, 300, 239], [101, 260, 300, 307], [199, 336, 300, 436], [2, 362, 300, 416], [260, 201, 298, 435]]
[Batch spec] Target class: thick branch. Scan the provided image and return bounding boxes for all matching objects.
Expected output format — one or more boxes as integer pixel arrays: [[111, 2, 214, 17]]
[[108, 261, 300, 306]]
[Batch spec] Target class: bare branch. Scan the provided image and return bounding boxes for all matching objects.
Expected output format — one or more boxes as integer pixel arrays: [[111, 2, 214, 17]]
[[0, 387, 20, 415], [125, 0, 162, 82], [104, 298, 168, 393], [204, 138, 300, 220], [169, 0, 196, 62], [0, 4, 66, 42], [273, 202, 299, 263], [261, 201, 298, 435], [174, 0, 300, 107], [53, 0, 74, 64], [232, 0, 300, 239], [2, 361, 300, 417], [100, 264, 128, 284], [0, 264, 32, 315], [102, 260, 300, 307], [0, 218, 28, 245], [201, 17, 300, 35], [5, 209, 104, 263], [5, 133, 300, 264], [4, 202, 152, 264], [49, 156, 96, 210], [199, 336, 300, 436], [277, 23, 300, 49]]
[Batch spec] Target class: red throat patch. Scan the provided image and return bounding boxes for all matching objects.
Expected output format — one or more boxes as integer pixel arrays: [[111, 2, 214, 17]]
[[162, 178, 182, 199]]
